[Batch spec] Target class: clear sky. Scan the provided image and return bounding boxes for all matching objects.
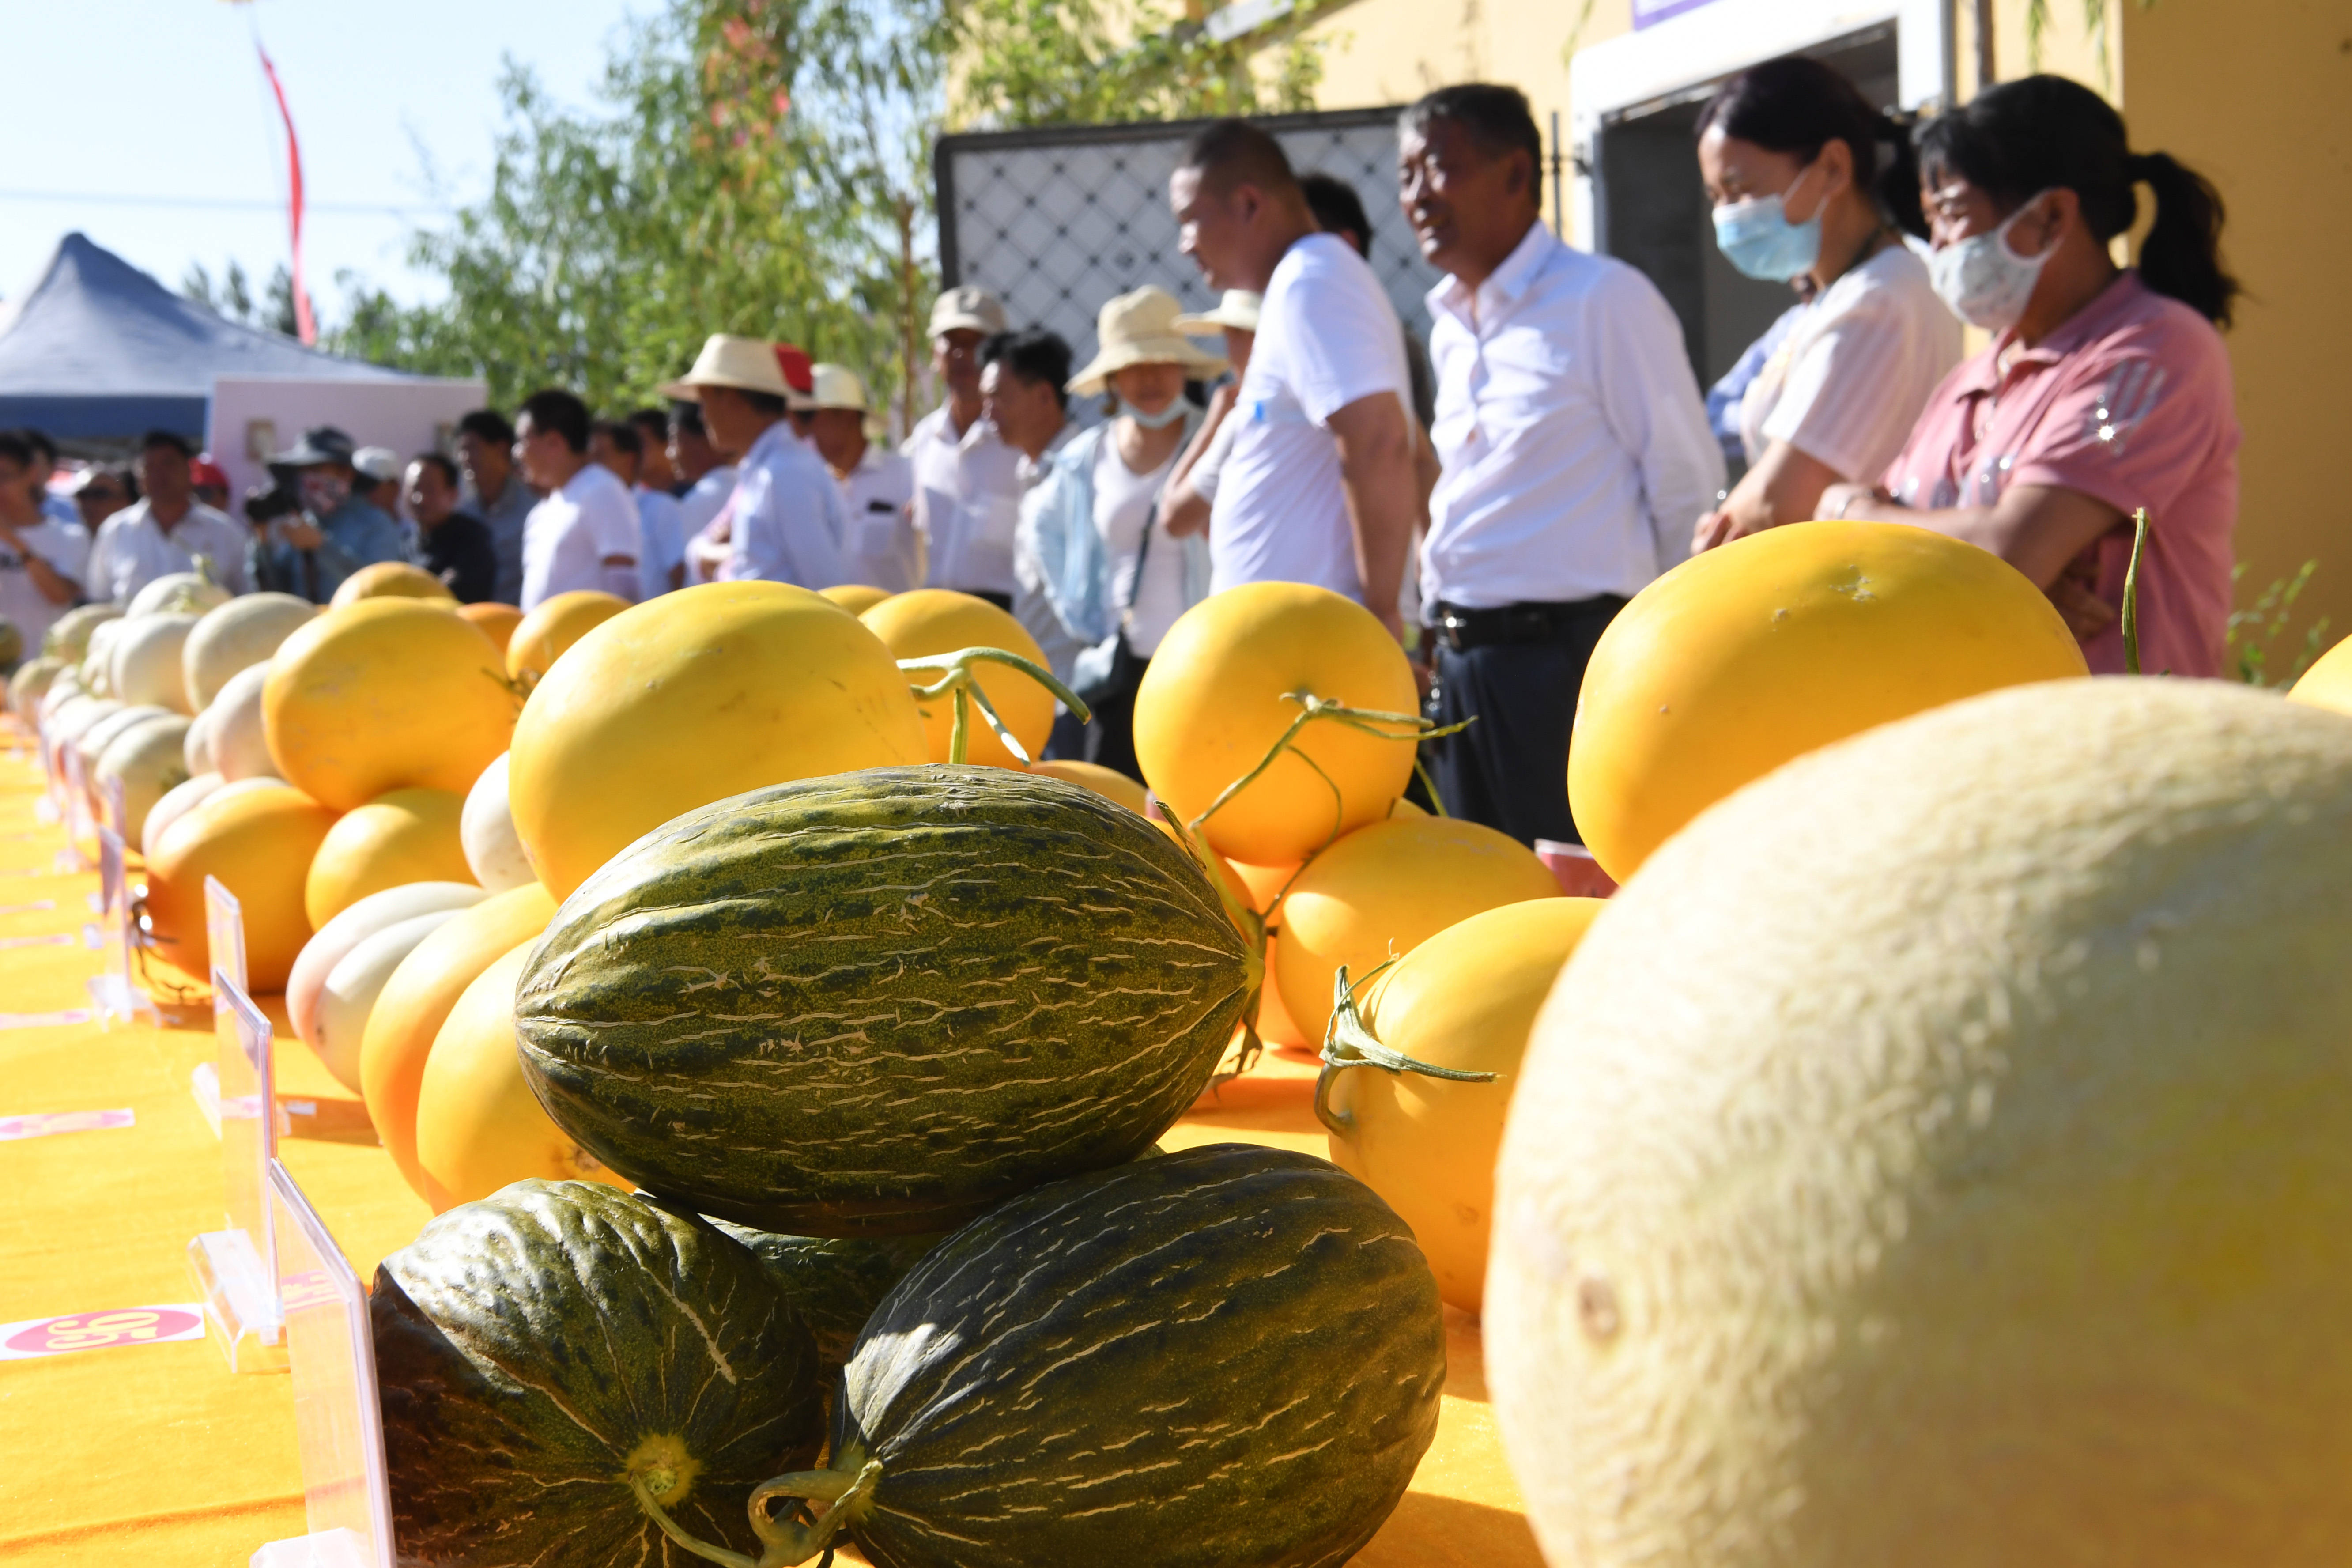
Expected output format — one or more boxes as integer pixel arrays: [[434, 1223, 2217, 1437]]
[[0, 0, 650, 317]]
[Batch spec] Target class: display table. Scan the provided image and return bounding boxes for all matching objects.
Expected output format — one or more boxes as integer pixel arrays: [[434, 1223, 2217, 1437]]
[[0, 746, 1540, 1566]]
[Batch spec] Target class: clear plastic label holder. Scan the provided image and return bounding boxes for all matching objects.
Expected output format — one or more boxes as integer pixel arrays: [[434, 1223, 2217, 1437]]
[[88, 824, 157, 1026], [58, 746, 93, 871], [208, 874, 248, 997], [185, 887, 286, 1373], [252, 1157, 395, 1568]]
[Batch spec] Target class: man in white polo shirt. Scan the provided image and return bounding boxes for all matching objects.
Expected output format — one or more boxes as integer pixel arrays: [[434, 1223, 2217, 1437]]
[[1169, 120, 1420, 635], [83, 431, 251, 602], [513, 388, 640, 610], [1402, 84, 1723, 845], [903, 287, 1024, 611]]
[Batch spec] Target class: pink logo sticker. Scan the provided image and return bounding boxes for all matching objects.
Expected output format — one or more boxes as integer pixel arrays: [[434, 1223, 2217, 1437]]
[[0, 1108, 134, 1142], [0, 1306, 205, 1360]]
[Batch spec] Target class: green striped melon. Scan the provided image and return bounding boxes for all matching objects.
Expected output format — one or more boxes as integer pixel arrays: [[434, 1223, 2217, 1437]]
[[649, 1144, 1446, 1568], [515, 766, 1253, 1236], [709, 1224, 941, 1368], [371, 1180, 823, 1564]]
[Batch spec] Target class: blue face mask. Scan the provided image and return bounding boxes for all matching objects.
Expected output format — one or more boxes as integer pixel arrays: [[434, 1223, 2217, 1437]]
[[1118, 397, 1187, 430], [1712, 164, 1824, 282]]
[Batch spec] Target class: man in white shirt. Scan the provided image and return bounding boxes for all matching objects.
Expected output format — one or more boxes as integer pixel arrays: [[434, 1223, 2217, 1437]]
[[806, 364, 918, 593], [85, 431, 252, 602], [1169, 120, 1421, 635], [1402, 84, 1725, 846], [513, 389, 640, 611], [0, 431, 87, 652], [589, 419, 687, 599], [903, 287, 1025, 611], [668, 335, 849, 590]]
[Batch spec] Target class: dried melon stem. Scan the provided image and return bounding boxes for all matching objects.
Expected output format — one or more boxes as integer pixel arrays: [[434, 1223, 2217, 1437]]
[[632, 1447, 880, 1568], [1313, 960, 1500, 1138], [898, 645, 1091, 765]]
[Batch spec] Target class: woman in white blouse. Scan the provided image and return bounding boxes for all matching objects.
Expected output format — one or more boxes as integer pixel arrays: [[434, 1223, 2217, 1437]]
[[1691, 55, 1962, 552], [1013, 285, 1225, 777]]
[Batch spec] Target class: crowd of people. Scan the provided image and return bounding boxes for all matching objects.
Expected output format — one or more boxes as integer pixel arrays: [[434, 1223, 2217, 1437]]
[[0, 65, 2242, 850]]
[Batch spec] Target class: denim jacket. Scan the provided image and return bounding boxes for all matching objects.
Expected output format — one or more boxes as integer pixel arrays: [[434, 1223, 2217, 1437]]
[[251, 495, 408, 604], [1014, 408, 1211, 682]]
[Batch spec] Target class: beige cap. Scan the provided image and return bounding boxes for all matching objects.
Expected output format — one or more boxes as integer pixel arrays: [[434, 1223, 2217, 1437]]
[[657, 334, 793, 401], [928, 285, 1008, 340], [807, 363, 871, 413], [1067, 286, 1230, 397], [1173, 290, 1263, 336]]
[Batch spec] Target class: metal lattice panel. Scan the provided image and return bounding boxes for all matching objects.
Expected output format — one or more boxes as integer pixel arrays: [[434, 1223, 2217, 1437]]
[[938, 107, 1442, 380]]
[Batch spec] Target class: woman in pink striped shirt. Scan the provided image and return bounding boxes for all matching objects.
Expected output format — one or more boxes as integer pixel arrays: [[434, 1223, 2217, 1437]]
[[1821, 76, 2242, 677]]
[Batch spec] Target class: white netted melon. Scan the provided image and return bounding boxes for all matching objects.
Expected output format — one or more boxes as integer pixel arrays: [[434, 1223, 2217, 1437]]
[[183, 593, 315, 710], [1488, 679, 2352, 1568], [42, 603, 120, 663], [143, 772, 225, 862], [94, 713, 192, 845], [210, 664, 279, 782], [459, 752, 535, 892], [126, 567, 231, 620], [109, 612, 199, 714]]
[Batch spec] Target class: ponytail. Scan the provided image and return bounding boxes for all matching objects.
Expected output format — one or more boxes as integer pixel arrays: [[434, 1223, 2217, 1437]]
[[2129, 150, 2240, 328], [1918, 76, 2241, 326], [1697, 55, 1929, 239]]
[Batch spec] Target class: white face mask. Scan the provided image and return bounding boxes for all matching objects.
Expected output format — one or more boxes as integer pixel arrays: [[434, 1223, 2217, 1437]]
[[1929, 193, 2059, 332], [1117, 397, 1187, 430]]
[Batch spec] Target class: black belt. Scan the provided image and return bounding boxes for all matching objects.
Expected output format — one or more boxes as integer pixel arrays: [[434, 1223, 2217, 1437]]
[[1426, 597, 1621, 653]]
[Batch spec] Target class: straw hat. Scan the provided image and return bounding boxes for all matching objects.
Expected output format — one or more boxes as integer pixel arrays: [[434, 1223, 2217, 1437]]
[[1174, 290, 1263, 336], [929, 285, 1008, 339], [658, 334, 791, 401], [807, 363, 870, 413], [1067, 286, 1229, 396]]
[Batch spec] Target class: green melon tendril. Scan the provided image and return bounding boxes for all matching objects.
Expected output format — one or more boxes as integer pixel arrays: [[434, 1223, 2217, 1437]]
[[631, 1454, 880, 1568], [1187, 691, 1470, 852], [1314, 959, 1501, 1139], [899, 646, 1092, 765], [2122, 507, 2150, 676]]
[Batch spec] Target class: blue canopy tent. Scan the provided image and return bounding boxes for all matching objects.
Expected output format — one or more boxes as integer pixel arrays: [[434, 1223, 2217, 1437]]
[[0, 233, 416, 443]]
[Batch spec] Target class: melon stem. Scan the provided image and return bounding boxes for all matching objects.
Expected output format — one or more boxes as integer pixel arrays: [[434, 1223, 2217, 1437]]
[[2122, 508, 2151, 676], [1185, 690, 1471, 858], [899, 646, 1091, 765], [1314, 960, 1500, 1139]]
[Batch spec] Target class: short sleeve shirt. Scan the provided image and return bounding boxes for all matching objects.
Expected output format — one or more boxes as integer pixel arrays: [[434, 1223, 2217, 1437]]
[[520, 463, 641, 609], [1743, 241, 1963, 483], [837, 446, 919, 593], [905, 406, 1023, 597], [0, 517, 91, 651], [1883, 272, 2240, 677], [1211, 234, 1410, 601]]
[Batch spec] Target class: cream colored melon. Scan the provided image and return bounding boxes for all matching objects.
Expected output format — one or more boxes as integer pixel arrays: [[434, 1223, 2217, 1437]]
[[458, 752, 535, 892], [210, 663, 280, 782], [93, 713, 191, 845], [1487, 679, 2352, 1568], [108, 612, 200, 713], [143, 772, 224, 861], [183, 593, 315, 709], [287, 880, 490, 1054], [310, 910, 466, 1094], [183, 701, 218, 777]]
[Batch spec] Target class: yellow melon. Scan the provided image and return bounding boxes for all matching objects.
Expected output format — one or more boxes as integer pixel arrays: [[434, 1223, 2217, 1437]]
[[508, 581, 926, 899], [1569, 519, 2088, 883], [1276, 815, 1561, 1046], [821, 584, 892, 615], [506, 590, 627, 685], [1027, 757, 1150, 815], [457, 601, 524, 654], [1136, 582, 1420, 867], [1230, 859, 1307, 1049], [302, 787, 473, 929], [147, 781, 340, 990], [859, 588, 1055, 768], [264, 599, 517, 811], [1491, 678, 2352, 1567], [330, 561, 457, 608], [360, 881, 557, 1197], [412, 944, 633, 1213], [2288, 631, 2352, 715], [1325, 897, 1602, 1314]]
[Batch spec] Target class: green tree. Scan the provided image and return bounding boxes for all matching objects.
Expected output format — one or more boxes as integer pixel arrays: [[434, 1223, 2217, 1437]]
[[341, 0, 1321, 420]]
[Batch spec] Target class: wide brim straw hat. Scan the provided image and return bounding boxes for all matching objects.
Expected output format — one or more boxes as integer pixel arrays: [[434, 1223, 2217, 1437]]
[[1067, 286, 1229, 396], [658, 334, 793, 401], [807, 363, 870, 413], [1173, 290, 1262, 336]]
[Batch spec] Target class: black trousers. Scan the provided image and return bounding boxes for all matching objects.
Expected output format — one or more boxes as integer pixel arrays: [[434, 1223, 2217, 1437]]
[[1422, 597, 1624, 847], [1041, 655, 1147, 781]]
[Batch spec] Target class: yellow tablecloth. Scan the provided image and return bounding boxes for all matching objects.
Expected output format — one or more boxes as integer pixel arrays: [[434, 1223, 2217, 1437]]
[[0, 745, 1540, 1566]]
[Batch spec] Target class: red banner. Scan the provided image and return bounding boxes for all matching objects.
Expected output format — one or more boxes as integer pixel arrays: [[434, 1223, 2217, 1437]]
[[255, 45, 316, 346]]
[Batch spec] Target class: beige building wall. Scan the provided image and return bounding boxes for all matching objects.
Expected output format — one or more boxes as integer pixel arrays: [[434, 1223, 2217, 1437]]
[[1250, 0, 2349, 665]]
